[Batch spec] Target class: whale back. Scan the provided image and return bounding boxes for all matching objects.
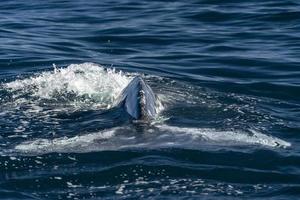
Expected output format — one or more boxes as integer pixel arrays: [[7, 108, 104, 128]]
[[117, 76, 156, 120]]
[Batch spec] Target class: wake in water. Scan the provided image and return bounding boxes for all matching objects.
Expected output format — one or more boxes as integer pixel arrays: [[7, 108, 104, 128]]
[[0, 63, 291, 155]]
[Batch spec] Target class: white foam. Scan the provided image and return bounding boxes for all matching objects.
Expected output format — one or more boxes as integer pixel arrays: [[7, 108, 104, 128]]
[[4, 63, 131, 108]]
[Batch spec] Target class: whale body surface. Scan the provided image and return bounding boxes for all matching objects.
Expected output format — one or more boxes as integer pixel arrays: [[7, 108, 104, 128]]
[[117, 76, 157, 120]]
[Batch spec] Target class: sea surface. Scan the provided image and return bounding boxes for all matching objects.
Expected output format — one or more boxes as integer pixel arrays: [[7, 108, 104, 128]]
[[0, 0, 300, 199]]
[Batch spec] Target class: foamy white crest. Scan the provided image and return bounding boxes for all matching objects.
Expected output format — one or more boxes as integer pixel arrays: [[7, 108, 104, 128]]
[[4, 63, 131, 107]]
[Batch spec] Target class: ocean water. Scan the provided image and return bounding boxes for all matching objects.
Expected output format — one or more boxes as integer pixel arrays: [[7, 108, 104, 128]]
[[0, 0, 300, 199]]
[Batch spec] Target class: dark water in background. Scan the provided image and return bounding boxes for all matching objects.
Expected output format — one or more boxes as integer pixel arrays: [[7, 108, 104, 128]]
[[0, 0, 300, 199]]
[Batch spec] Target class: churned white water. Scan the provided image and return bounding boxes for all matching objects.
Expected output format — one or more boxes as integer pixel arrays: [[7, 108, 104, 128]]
[[4, 63, 131, 109]]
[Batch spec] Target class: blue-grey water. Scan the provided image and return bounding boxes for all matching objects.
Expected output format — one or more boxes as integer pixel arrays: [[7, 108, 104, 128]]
[[0, 0, 300, 199]]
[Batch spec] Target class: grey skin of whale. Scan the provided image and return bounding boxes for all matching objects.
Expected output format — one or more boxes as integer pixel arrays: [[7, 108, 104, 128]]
[[116, 76, 157, 120]]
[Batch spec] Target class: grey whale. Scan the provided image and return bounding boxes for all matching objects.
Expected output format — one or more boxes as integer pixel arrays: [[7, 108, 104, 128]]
[[116, 76, 157, 120]]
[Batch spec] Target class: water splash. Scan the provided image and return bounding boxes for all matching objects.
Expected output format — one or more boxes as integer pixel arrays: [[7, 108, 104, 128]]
[[4, 63, 131, 109]]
